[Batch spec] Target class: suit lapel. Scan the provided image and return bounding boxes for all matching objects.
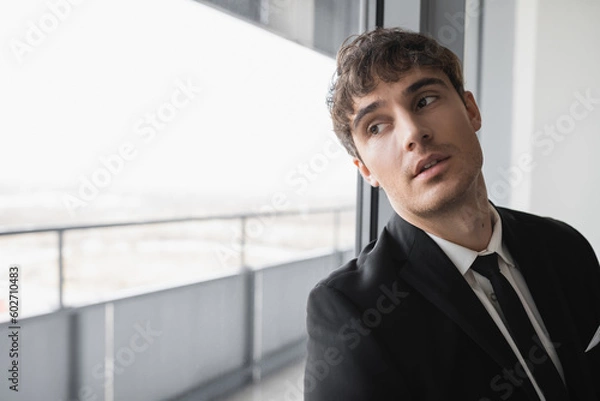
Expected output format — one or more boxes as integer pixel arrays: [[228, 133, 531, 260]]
[[382, 213, 540, 400], [500, 208, 597, 400], [384, 216, 525, 370]]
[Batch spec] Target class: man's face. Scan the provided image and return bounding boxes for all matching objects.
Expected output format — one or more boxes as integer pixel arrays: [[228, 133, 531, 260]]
[[351, 67, 483, 220]]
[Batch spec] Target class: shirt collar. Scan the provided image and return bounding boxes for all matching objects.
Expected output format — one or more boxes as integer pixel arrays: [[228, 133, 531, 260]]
[[425, 205, 514, 275]]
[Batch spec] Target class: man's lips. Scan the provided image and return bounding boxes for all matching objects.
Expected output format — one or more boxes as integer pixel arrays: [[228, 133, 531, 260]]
[[414, 154, 451, 178]]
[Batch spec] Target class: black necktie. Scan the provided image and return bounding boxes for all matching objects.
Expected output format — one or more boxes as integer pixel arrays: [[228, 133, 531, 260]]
[[471, 254, 569, 401]]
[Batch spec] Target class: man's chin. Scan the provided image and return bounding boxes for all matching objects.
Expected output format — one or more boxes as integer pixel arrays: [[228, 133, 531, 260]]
[[412, 187, 469, 217]]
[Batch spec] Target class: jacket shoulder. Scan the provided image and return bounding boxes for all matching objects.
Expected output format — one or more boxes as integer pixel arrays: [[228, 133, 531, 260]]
[[313, 238, 376, 291], [498, 206, 591, 246], [310, 228, 407, 305], [498, 206, 599, 275]]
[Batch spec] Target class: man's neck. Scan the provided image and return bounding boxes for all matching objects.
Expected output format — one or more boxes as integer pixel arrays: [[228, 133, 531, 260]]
[[422, 202, 493, 251], [398, 182, 493, 252]]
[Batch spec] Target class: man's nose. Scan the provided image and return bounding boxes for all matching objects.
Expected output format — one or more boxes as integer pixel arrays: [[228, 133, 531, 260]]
[[398, 114, 432, 151]]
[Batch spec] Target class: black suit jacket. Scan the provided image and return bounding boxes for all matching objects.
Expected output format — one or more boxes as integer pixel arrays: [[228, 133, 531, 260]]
[[305, 206, 600, 400]]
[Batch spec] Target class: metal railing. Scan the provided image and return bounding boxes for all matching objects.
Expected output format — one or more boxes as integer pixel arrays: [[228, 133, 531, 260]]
[[0, 205, 353, 310]]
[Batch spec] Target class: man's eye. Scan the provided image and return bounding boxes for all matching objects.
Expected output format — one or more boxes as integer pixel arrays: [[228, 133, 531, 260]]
[[367, 123, 386, 135], [416, 96, 436, 109]]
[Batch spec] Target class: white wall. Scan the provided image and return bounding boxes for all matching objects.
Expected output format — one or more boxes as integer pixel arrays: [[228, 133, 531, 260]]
[[511, 0, 600, 251]]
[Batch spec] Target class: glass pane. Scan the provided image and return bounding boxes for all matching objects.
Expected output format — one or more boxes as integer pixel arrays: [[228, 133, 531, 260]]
[[1, 0, 357, 313], [62, 219, 241, 306], [1, 0, 359, 399]]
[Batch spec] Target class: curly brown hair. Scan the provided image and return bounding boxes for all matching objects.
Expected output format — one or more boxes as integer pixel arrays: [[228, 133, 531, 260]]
[[327, 27, 466, 159]]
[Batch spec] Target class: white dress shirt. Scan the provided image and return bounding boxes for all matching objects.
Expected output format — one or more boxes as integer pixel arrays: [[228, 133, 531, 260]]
[[426, 205, 565, 401]]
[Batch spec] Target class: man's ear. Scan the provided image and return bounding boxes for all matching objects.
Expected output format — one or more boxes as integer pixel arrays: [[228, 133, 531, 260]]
[[463, 91, 482, 132], [353, 157, 380, 187]]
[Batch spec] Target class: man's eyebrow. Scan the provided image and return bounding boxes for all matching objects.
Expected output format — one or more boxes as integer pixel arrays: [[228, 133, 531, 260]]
[[353, 100, 385, 131], [403, 77, 448, 96]]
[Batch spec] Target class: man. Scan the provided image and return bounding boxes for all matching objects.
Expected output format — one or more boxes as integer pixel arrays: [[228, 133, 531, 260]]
[[304, 27, 600, 401]]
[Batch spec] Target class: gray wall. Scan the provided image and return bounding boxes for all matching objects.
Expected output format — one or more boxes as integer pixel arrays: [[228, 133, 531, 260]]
[[112, 276, 248, 401], [0, 311, 72, 400], [0, 250, 352, 401]]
